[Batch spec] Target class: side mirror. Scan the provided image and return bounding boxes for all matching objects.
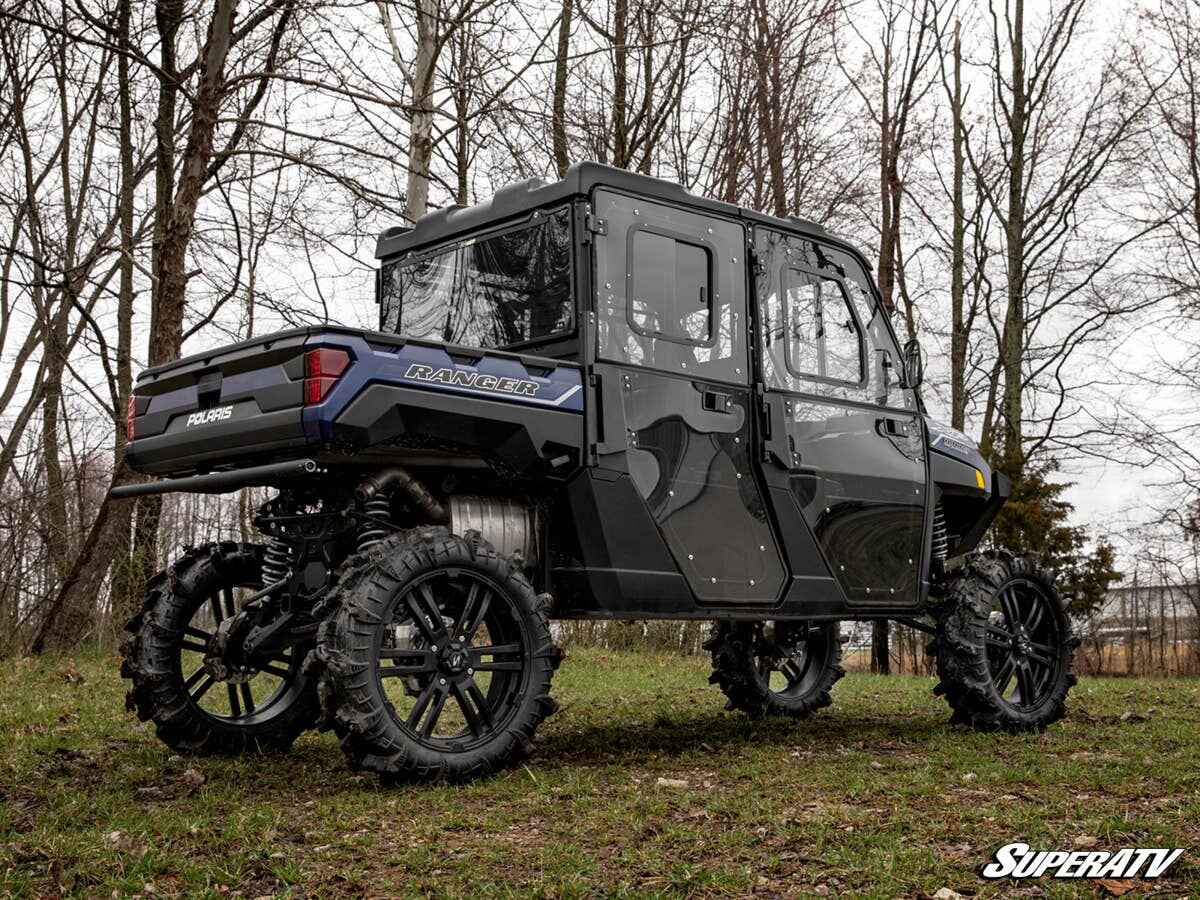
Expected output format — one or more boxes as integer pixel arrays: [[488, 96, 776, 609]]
[[901, 338, 924, 389]]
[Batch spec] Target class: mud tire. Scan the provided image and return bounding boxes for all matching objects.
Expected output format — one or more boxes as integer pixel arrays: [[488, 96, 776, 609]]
[[311, 528, 559, 784], [119, 542, 320, 754], [932, 552, 1078, 733], [706, 620, 844, 719]]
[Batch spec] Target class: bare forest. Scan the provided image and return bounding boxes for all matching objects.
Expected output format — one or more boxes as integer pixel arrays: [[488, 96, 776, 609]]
[[0, 0, 1198, 671]]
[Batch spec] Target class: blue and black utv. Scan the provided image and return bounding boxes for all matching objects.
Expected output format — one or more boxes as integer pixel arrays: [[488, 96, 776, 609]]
[[117, 163, 1077, 782]]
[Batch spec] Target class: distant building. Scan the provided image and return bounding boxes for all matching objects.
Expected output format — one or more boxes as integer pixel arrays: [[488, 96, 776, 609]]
[[1084, 581, 1200, 640], [1076, 580, 1200, 675]]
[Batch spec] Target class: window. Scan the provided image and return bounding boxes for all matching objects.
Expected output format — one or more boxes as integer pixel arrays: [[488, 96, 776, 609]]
[[783, 270, 864, 386], [628, 230, 712, 344], [378, 207, 572, 350]]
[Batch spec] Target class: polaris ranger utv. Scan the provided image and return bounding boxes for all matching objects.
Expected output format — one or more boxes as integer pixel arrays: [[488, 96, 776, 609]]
[[116, 162, 1077, 783]]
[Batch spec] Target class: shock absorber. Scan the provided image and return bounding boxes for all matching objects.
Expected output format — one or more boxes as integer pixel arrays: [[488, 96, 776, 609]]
[[931, 502, 949, 564], [261, 536, 292, 587], [357, 492, 391, 551]]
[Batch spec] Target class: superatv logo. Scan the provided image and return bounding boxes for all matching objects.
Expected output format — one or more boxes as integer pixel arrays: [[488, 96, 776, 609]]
[[185, 405, 234, 427], [404, 363, 539, 397], [982, 842, 1184, 880]]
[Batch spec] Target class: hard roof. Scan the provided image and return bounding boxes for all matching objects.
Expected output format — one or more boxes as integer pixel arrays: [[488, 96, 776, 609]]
[[374, 161, 828, 259]]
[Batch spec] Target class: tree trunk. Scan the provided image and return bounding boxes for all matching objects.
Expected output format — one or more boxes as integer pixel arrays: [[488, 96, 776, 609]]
[[1001, 0, 1027, 478], [612, 0, 629, 168], [871, 621, 890, 675], [109, 0, 138, 633], [156, 0, 238, 359], [39, 300, 71, 583], [877, 36, 896, 318], [752, 0, 787, 217], [452, 29, 470, 206], [128, 0, 186, 606], [405, 0, 438, 221], [552, 0, 574, 178], [948, 20, 967, 431]]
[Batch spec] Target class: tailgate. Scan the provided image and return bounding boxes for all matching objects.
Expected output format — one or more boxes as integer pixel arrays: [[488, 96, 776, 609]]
[[126, 330, 314, 475]]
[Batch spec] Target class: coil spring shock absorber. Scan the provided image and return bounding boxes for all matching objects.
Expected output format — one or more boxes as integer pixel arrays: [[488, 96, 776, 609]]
[[357, 492, 391, 551], [931, 502, 949, 564], [261, 536, 292, 587]]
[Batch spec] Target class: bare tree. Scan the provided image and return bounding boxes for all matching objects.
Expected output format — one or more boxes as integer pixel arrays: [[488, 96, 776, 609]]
[[967, 0, 1158, 476]]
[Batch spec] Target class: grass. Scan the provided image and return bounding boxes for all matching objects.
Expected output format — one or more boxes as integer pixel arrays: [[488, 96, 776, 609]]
[[1, 648, 1198, 898]]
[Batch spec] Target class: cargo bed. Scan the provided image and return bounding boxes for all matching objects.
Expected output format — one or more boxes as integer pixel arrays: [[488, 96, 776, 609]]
[[126, 327, 585, 478]]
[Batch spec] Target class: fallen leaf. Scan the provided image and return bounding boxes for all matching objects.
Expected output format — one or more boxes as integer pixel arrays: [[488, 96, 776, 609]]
[[1073, 834, 1098, 848], [1095, 879, 1137, 897], [933, 889, 965, 900], [655, 777, 688, 789]]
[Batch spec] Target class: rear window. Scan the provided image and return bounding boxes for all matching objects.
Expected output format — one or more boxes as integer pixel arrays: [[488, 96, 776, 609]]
[[379, 207, 573, 350]]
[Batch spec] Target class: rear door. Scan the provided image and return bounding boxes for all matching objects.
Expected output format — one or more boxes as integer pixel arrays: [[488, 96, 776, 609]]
[[753, 227, 929, 607], [590, 189, 786, 604]]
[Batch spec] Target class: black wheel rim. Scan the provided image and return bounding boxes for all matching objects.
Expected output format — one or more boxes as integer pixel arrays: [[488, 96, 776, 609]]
[[984, 577, 1062, 711], [179, 581, 305, 725], [374, 567, 528, 752], [753, 622, 823, 698]]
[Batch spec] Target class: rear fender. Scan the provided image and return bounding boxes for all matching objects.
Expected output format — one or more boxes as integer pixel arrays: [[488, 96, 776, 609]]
[[317, 335, 585, 474]]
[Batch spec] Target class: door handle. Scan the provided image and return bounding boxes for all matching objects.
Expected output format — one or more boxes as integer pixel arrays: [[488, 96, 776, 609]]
[[702, 390, 731, 413], [878, 417, 909, 437]]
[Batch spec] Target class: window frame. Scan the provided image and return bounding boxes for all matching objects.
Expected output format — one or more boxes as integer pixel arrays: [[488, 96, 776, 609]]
[[780, 266, 867, 389], [624, 224, 719, 349], [378, 204, 577, 353]]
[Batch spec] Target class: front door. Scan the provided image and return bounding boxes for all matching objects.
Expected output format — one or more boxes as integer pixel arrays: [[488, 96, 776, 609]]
[[753, 227, 928, 607]]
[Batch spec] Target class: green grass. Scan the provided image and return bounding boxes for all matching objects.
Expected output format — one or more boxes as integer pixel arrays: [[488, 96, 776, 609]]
[[1, 649, 1197, 898]]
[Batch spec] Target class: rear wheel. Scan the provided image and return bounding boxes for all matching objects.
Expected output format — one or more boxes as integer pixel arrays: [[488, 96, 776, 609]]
[[707, 620, 844, 719], [313, 529, 559, 783], [120, 543, 319, 754], [933, 552, 1077, 732]]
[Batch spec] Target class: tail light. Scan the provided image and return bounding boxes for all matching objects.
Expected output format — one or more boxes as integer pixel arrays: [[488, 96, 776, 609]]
[[126, 394, 136, 440], [303, 347, 350, 405]]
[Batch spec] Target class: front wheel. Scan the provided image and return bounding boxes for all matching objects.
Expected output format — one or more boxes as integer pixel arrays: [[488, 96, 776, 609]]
[[932, 552, 1077, 732], [313, 529, 559, 783], [120, 543, 320, 754]]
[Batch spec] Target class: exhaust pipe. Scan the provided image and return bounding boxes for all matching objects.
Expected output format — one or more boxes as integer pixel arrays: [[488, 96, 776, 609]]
[[110, 459, 320, 499]]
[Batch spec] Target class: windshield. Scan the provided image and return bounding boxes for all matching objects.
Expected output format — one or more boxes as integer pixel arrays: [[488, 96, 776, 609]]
[[379, 207, 573, 350]]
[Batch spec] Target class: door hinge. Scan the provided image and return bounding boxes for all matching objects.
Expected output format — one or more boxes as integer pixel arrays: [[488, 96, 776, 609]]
[[585, 214, 608, 236]]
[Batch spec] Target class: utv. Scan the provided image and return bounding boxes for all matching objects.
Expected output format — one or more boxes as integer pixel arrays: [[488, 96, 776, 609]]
[[116, 163, 1077, 782]]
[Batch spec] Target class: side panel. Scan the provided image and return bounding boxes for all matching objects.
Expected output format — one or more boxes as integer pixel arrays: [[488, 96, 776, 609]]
[[550, 468, 697, 616]]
